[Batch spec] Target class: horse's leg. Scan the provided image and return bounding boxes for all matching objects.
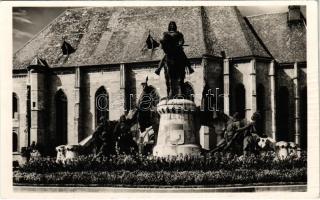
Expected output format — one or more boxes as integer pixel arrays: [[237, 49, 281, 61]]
[[169, 76, 183, 98], [170, 79, 176, 98], [175, 77, 182, 97], [179, 76, 184, 97], [164, 66, 170, 98]]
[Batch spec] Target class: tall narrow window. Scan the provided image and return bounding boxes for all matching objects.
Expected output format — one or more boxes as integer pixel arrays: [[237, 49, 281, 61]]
[[256, 84, 265, 135], [300, 86, 307, 149], [12, 93, 18, 119], [235, 83, 246, 119], [95, 86, 109, 127], [26, 86, 31, 146], [276, 86, 290, 141], [13, 132, 18, 152], [55, 89, 68, 146]]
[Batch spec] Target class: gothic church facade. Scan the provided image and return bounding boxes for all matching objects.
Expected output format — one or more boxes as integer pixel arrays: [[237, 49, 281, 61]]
[[12, 6, 307, 154]]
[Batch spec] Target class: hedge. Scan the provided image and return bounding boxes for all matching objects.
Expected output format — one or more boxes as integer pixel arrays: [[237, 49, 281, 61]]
[[17, 152, 307, 173], [13, 168, 307, 185]]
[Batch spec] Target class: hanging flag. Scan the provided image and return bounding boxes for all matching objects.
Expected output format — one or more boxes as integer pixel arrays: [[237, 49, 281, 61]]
[[145, 31, 159, 50]]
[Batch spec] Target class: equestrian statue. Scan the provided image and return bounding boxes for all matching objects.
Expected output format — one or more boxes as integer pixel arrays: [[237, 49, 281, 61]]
[[154, 21, 194, 98]]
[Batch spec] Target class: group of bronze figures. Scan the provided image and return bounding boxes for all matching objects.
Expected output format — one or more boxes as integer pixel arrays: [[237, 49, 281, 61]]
[[91, 105, 264, 158], [91, 79, 160, 158], [91, 84, 264, 158], [90, 21, 265, 157], [92, 116, 136, 157], [208, 111, 263, 156]]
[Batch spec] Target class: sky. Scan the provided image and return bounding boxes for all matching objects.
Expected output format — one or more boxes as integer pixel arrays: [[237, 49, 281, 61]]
[[13, 6, 305, 52]]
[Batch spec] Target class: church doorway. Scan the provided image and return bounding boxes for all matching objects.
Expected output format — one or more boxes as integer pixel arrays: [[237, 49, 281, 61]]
[[276, 86, 290, 141], [55, 89, 68, 146]]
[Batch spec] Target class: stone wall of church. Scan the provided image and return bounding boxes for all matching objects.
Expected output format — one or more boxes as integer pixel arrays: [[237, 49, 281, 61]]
[[48, 72, 77, 145], [256, 61, 272, 136], [185, 63, 205, 106], [81, 68, 121, 140], [299, 66, 307, 149], [276, 66, 295, 142], [229, 60, 278, 138], [30, 71, 50, 148], [13, 75, 28, 152], [230, 60, 253, 119], [201, 58, 223, 149], [12, 61, 307, 152], [204, 59, 222, 92], [46, 68, 124, 145]]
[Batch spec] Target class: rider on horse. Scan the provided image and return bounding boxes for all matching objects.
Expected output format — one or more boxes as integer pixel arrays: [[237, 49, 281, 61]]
[[155, 21, 194, 75], [155, 21, 194, 98], [155, 21, 194, 76]]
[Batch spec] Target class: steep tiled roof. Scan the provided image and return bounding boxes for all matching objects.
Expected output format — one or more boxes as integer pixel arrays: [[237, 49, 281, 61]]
[[13, 6, 271, 70], [247, 12, 306, 63], [201, 7, 270, 58]]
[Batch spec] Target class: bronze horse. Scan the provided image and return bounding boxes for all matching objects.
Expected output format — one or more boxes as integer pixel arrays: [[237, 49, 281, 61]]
[[156, 21, 193, 98], [91, 78, 160, 156]]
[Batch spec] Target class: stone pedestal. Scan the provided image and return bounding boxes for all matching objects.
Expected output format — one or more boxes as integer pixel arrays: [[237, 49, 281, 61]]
[[153, 99, 201, 157]]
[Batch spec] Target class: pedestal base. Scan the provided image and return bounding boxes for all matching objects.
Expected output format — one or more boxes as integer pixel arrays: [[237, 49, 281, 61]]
[[153, 99, 201, 157], [153, 144, 201, 157]]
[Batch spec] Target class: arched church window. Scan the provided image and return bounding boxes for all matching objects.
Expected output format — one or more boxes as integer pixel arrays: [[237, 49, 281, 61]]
[[257, 84, 265, 135], [55, 89, 68, 146], [95, 86, 109, 127], [235, 83, 246, 119], [13, 93, 18, 119], [13, 132, 18, 152], [276, 86, 290, 141]]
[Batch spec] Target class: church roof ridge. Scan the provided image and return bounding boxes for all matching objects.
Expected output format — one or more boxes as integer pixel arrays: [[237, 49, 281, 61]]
[[245, 11, 288, 18], [14, 9, 70, 55], [13, 6, 275, 70]]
